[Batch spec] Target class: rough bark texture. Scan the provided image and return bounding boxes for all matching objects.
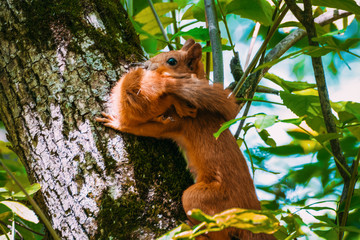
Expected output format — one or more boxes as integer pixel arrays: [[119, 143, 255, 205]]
[[0, 1, 192, 239]]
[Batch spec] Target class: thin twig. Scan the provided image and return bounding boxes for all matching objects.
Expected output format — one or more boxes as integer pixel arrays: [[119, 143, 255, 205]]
[[339, 148, 360, 238], [204, 0, 224, 84], [169, 0, 180, 48], [217, 1, 236, 56], [231, 7, 289, 98], [234, 99, 252, 139], [245, 22, 261, 70], [147, 0, 174, 50]]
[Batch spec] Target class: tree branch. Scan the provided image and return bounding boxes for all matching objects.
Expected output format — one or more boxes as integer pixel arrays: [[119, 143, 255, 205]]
[[234, 9, 353, 111], [204, 0, 224, 84], [284, 0, 352, 236]]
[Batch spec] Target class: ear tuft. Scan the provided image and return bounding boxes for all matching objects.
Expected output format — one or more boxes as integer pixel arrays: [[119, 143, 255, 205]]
[[187, 43, 202, 62], [181, 39, 196, 51]]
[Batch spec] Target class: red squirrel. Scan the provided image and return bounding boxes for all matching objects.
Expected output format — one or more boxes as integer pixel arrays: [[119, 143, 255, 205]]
[[96, 39, 275, 240]]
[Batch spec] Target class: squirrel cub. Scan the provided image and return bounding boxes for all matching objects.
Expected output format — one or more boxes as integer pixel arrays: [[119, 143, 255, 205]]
[[96, 39, 275, 240]]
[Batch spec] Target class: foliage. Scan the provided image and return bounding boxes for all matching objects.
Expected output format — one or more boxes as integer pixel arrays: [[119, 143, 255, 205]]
[[0, 136, 44, 239], [1, 0, 360, 238], [122, 0, 360, 239]]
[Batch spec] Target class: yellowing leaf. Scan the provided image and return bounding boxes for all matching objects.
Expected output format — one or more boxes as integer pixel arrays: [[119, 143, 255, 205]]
[[12, 183, 41, 198], [1, 201, 39, 223], [212, 208, 280, 234], [293, 88, 319, 96], [134, 2, 178, 24]]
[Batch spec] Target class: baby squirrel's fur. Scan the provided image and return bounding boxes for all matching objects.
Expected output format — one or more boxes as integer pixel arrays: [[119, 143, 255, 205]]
[[96, 39, 275, 240]]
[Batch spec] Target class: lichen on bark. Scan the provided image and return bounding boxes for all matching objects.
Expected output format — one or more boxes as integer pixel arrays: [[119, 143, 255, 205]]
[[0, 0, 192, 239]]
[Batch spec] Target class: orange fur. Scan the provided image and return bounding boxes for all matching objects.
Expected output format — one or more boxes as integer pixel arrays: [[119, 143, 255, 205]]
[[96, 39, 275, 240]]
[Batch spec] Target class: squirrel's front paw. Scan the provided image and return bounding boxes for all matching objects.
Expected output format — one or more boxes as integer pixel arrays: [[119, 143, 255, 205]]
[[95, 112, 122, 130]]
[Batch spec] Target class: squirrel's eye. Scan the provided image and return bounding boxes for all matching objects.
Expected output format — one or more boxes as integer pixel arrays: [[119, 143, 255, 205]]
[[167, 58, 177, 66]]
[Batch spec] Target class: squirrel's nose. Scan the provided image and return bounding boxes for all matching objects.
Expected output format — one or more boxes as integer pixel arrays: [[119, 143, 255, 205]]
[[143, 61, 158, 70]]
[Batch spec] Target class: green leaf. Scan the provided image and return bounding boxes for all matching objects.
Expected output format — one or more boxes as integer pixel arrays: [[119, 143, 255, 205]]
[[12, 183, 41, 199], [156, 223, 191, 240], [264, 73, 317, 92], [258, 129, 276, 147], [280, 91, 327, 132], [0, 142, 13, 155], [260, 145, 305, 156], [226, 0, 274, 26], [189, 208, 280, 235], [189, 209, 215, 223], [214, 116, 249, 139], [202, 45, 234, 52], [312, 0, 360, 15], [314, 133, 342, 144], [134, 2, 178, 24], [332, 101, 360, 122], [192, 0, 206, 22], [171, 27, 209, 41], [286, 130, 311, 140], [304, 46, 333, 57], [182, 4, 195, 20], [280, 117, 305, 126], [313, 229, 338, 240], [339, 38, 360, 50], [254, 49, 304, 72], [0, 201, 39, 223], [254, 114, 277, 130], [142, 16, 174, 35]]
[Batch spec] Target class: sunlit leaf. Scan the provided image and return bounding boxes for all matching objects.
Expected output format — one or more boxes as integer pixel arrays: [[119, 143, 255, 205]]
[[12, 183, 41, 199], [142, 16, 174, 35], [188, 208, 280, 235], [134, 2, 178, 24], [156, 223, 191, 240], [0, 201, 39, 223], [189, 209, 215, 223], [254, 114, 277, 130]]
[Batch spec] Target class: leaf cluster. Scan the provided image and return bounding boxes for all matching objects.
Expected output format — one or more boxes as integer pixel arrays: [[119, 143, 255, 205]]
[[0, 140, 44, 240]]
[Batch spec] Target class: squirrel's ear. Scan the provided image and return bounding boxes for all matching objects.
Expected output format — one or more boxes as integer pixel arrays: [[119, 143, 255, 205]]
[[187, 43, 202, 61], [181, 39, 195, 51]]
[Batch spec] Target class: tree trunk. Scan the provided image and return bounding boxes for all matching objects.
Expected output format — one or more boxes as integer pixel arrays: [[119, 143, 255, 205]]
[[0, 1, 192, 239]]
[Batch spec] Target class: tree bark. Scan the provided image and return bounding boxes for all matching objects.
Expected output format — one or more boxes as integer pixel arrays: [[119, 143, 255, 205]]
[[0, 1, 192, 239]]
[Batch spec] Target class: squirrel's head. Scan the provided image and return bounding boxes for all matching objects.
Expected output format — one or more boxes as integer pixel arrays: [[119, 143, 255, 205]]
[[144, 39, 206, 80]]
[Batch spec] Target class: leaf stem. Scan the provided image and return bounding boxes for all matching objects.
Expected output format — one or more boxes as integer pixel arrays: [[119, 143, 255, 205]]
[[216, 0, 236, 56], [147, 0, 174, 50]]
